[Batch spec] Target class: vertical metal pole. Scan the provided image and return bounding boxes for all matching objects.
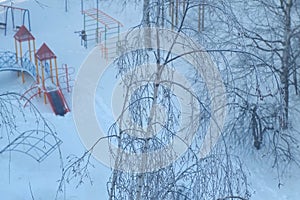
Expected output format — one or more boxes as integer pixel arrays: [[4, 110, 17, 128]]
[[105, 26, 107, 59], [96, 0, 99, 43], [65, 0, 68, 12], [83, 13, 87, 48], [4, 7, 8, 35], [27, 10, 31, 31], [84, 14, 86, 31], [22, 10, 25, 25], [83, 13, 87, 47], [11, 8, 15, 29]]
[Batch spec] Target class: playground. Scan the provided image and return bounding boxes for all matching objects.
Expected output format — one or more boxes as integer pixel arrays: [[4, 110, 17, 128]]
[[0, 1, 130, 199], [0, 25, 70, 116], [0, 0, 125, 116]]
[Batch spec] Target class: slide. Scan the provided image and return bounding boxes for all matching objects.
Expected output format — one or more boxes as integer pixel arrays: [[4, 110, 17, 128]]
[[46, 89, 69, 116]]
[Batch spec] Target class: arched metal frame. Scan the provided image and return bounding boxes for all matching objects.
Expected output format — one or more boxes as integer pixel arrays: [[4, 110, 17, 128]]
[[0, 130, 62, 163]]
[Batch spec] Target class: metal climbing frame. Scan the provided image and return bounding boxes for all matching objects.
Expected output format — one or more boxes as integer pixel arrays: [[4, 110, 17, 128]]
[[0, 5, 31, 36], [82, 7, 123, 52], [0, 130, 62, 162], [0, 51, 36, 78]]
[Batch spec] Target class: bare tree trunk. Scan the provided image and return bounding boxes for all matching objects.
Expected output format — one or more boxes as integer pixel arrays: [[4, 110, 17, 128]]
[[143, 0, 151, 47], [281, 0, 292, 128], [294, 63, 298, 95], [161, 0, 165, 28]]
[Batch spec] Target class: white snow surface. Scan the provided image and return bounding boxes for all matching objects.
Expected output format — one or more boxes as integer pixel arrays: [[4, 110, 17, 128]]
[[0, 0, 299, 199]]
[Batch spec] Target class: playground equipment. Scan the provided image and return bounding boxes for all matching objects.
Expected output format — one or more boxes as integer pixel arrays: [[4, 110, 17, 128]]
[[81, 9, 123, 51], [0, 4, 31, 35], [0, 129, 62, 162], [0, 93, 62, 163], [0, 25, 71, 116], [14, 25, 36, 83], [82, 8, 123, 44], [34, 43, 70, 116], [80, 0, 123, 58]]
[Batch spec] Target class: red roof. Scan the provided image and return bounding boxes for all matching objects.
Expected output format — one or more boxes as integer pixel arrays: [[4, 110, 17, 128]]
[[14, 25, 35, 42], [36, 43, 57, 61]]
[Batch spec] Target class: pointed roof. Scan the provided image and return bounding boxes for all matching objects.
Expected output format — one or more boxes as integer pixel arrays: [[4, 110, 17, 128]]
[[36, 43, 57, 61], [14, 25, 35, 42]]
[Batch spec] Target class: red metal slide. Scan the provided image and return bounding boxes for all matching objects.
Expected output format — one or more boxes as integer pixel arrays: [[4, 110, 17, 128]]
[[46, 89, 70, 116]]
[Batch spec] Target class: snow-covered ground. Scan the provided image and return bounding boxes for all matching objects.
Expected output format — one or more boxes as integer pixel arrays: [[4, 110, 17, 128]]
[[0, 0, 299, 199]]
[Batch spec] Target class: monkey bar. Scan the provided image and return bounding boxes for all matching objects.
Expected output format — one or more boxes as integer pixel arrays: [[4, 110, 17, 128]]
[[81, 8, 123, 48]]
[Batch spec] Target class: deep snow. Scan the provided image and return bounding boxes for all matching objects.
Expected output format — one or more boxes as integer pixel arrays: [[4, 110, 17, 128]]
[[0, 0, 299, 199]]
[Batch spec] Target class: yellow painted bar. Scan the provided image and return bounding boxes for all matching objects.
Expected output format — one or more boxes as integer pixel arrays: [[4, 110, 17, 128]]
[[28, 40, 32, 62], [21, 66, 25, 83], [19, 41, 22, 60], [35, 59, 39, 84], [55, 58, 59, 86], [37, 61, 41, 97], [41, 65, 47, 104], [44, 93, 47, 104], [33, 41, 39, 85], [33, 40, 41, 97], [33, 40, 36, 54], [19, 42, 25, 83], [41, 64, 45, 89], [33, 40, 38, 68], [14, 39, 18, 62], [43, 92, 47, 104], [50, 59, 54, 83], [16, 40, 20, 77]]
